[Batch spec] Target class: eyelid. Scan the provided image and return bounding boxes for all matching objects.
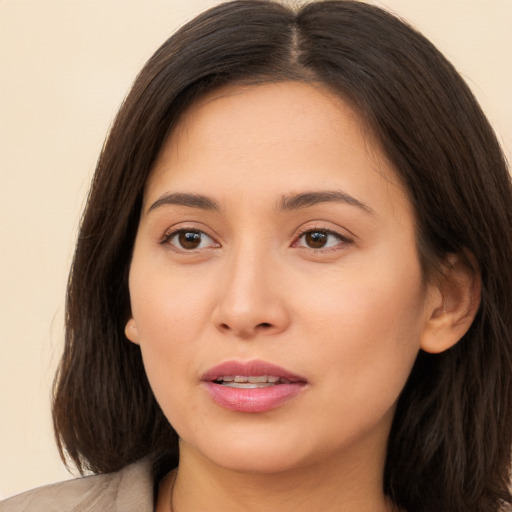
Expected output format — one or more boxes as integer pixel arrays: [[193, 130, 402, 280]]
[[292, 224, 354, 251], [158, 221, 354, 253], [160, 224, 221, 252]]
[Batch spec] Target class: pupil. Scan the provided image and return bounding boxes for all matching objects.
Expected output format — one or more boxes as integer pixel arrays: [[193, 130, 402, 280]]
[[179, 231, 201, 249], [306, 231, 327, 248]]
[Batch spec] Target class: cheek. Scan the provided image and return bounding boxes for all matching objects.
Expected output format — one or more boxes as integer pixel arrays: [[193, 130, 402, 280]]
[[129, 250, 215, 343], [127, 254, 218, 413], [130, 286, 205, 434], [295, 252, 426, 404]]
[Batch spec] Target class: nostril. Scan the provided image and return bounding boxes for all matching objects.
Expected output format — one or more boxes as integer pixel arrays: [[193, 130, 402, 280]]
[[216, 321, 277, 336]]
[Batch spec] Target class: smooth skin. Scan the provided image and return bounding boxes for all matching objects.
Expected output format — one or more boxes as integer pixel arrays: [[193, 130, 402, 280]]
[[125, 82, 480, 512]]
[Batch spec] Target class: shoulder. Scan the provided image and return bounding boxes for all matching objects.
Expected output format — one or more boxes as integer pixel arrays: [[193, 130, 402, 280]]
[[0, 458, 154, 512]]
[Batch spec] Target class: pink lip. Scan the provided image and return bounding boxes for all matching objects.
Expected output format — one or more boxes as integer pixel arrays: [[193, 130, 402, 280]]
[[201, 359, 308, 413]]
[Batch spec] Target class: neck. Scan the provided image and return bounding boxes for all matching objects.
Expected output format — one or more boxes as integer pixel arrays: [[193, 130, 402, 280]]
[[164, 440, 396, 512]]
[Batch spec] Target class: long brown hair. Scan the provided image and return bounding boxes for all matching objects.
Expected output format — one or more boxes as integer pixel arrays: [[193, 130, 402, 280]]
[[53, 1, 512, 510]]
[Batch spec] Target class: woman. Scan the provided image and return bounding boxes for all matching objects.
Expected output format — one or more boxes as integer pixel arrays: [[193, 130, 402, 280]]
[[2, 1, 511, 511]]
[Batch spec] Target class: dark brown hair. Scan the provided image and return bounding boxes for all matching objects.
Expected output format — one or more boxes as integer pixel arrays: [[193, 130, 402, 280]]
[[52, 1, 512, 510]]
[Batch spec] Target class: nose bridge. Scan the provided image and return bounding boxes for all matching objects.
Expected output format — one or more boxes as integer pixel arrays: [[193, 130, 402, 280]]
[[213, 236, 289, 337]]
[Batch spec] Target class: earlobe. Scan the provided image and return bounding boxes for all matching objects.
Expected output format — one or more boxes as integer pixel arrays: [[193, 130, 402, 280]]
[[420, 253, 481, 354], [125, 318, 140, 345]]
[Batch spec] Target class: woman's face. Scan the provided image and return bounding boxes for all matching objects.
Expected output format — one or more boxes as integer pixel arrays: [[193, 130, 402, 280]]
[[126, 82, 435, 475]]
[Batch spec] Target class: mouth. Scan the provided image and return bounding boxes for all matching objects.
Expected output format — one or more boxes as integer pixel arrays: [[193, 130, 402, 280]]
[[202, 360, 307, 413], [212, 375, 298, 388]]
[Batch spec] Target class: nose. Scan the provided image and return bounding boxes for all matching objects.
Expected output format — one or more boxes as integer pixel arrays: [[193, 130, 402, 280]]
[[211, 247, 291, 339]]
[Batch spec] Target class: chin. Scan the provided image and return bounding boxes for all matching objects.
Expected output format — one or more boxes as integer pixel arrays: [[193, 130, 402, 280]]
[[179, 424, 329, 475], [207, 446, 311, 475]]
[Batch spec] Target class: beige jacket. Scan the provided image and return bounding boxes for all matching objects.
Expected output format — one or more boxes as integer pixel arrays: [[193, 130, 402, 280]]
[[0, 459, 154, 512]]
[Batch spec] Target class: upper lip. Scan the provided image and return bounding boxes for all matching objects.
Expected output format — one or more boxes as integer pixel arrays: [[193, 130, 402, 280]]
[[201, 359, 307, 383]]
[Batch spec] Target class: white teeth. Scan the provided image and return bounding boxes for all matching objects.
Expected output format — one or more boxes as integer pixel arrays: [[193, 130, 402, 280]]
[[223, 382, 275, 389], [217, 375, 282, 385], [248, 376, 268, 383]]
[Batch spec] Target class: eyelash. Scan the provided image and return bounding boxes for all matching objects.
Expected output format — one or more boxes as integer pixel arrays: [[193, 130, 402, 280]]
[[293, 227, 353, 251], [160, 226, 353, 253], [161, 227, 219, 252]]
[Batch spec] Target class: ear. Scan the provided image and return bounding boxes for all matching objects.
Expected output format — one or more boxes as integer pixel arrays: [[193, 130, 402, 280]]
[[125, 317, 141, 345], [421, 253, 481, 354]]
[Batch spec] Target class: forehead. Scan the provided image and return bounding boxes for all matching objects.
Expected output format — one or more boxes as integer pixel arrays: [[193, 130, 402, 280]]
[[177, 81, 362, 142], [161, 81, 374, 166], [145, 81, 410, 220]]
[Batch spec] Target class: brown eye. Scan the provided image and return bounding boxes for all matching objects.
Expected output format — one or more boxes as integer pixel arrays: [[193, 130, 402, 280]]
[[295, 229, 350, 250], [166, 229, 217, 251], [304, 231, 328, 248], [178, 231, 202, 249]]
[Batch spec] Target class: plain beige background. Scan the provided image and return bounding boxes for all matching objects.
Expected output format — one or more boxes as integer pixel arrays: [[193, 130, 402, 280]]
[[1, 0, 511, 500]]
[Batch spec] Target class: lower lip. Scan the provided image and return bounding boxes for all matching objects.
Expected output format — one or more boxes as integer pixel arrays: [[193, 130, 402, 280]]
[[203, 382, 306, 413]]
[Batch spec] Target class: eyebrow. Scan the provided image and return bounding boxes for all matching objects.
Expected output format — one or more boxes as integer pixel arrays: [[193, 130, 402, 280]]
[[146, 190, 373, 215], [279, 191, 374, 213], [147, 193, 220, 213]]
